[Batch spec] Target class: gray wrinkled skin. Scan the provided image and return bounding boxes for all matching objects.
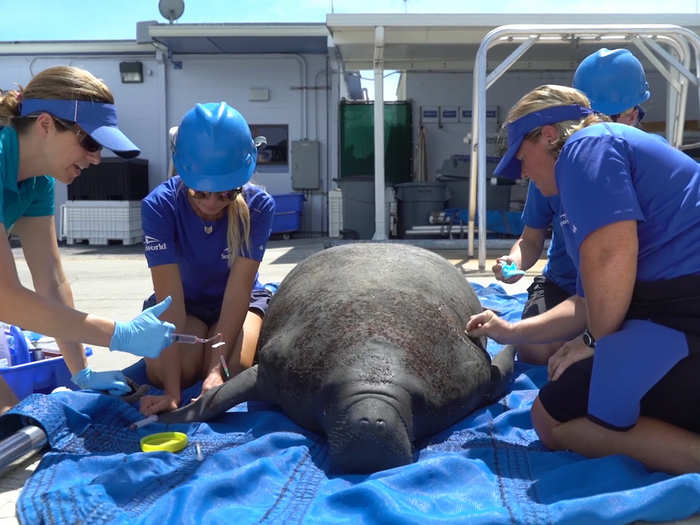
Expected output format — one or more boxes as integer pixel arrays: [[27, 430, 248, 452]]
[[160, 243, 515, 473]]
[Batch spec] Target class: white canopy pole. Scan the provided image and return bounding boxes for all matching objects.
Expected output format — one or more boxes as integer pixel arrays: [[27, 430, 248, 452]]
[[372, 25, 387, 240]]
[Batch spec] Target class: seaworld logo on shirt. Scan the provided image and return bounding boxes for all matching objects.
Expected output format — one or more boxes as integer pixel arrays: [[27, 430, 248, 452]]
[[221, 247, 231, 260], [558, 213, 577, 234], [144, 235, 167, 252]]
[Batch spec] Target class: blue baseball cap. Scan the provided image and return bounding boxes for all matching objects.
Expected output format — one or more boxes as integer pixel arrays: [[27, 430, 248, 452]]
[[493, 104, 592, 179], [19, 98, 140, 158]]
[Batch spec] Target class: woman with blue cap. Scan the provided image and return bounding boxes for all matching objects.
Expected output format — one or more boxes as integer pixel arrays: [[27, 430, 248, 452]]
[[138, 102, 275, 415], [493, 48, 651, 365], [467, 84, 700, 474], [0, 66, 175, 412]]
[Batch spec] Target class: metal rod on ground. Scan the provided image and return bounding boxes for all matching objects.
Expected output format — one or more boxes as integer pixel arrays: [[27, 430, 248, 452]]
[[0, 425, 47, 475]]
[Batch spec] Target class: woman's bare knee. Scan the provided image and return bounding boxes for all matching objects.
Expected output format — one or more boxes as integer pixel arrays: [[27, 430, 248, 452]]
[[239, 311, 263, 369]]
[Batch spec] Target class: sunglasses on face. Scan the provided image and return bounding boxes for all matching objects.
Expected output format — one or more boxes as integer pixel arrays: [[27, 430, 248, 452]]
[[51, 116, 103, 153], [609, 106, 640, 125], [188, 187, 242, 202]]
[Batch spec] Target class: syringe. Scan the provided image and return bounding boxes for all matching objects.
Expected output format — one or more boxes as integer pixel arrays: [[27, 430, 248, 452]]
[[171, 332, 223, 345], [170, 332, 230, 379]]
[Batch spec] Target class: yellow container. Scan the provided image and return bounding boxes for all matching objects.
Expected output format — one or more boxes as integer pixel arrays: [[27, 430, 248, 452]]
[[140, 431, 188, 453]]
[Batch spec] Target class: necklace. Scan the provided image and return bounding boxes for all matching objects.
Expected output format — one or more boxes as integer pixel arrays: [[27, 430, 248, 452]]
[[187, 193, 222, 234]]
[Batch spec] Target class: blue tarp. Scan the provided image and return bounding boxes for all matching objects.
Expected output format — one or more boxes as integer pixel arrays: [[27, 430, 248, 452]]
[[2, 283, 699, 524]]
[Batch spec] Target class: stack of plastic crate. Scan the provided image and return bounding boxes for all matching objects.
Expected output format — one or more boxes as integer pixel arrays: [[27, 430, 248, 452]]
[[61, 200, 142, 245], [60, 158, 147, 246], [328, 188, 343, 238]]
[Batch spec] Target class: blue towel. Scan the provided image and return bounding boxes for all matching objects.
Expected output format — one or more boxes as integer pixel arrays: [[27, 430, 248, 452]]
[[2, 283, 699, 524]]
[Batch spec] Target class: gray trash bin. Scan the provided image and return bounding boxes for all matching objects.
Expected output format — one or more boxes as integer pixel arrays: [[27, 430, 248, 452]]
[[337, 176, 395, 240], [395, 182, 449, 237], [436, 155, 502, 210]]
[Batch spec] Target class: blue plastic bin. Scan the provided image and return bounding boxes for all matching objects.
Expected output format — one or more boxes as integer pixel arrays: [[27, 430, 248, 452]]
[[0, 346, 93, 400], [271, 193, 304, 238]]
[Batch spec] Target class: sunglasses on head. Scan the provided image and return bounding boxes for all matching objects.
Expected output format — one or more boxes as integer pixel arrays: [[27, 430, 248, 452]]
[[188, 187, 242, 202], [51, 116, 103, 153]]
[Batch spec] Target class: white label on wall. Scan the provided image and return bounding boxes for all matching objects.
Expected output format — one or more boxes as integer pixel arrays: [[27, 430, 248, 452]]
[[421, 105, 439, 124], [441, 106, 459, 124]]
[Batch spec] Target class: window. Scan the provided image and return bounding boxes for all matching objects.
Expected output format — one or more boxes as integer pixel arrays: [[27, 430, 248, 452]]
[[250, 124, 288, 166]]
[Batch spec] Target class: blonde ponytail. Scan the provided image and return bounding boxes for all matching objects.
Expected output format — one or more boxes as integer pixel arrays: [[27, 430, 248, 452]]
[[226, 192, 251, 267]]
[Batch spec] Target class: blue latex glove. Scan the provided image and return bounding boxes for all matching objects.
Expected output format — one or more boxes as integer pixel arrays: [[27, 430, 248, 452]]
[[109, 296, 175, 358], [71, 367, 131, 396], [501, 261, 526, 279]]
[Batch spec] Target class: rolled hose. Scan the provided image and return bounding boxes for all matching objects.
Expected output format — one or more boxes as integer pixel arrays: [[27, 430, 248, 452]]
[[0, 425, 47, 475]]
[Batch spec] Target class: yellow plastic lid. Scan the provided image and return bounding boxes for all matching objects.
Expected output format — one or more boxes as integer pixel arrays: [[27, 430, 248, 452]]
[[140, 431, 188, 453]]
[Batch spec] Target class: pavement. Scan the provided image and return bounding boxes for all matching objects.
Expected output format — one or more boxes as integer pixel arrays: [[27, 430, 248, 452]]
[[1, 236, 541, 524]]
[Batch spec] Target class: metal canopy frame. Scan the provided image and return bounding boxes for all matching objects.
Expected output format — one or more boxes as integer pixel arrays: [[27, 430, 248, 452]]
[[468, 24, 700, 270]]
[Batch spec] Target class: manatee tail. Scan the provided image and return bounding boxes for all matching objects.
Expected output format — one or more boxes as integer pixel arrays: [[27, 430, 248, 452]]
[[486, 345, 516, 403], [158, 365, 262, 423]]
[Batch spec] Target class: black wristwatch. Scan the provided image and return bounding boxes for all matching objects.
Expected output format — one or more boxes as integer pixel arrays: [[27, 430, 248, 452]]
[[582, 329, 596, 348]]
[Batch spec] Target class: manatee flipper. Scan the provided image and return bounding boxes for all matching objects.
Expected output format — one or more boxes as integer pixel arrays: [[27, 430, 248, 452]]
[[485, 345, 516, 403], [159, 365, 263, 423]]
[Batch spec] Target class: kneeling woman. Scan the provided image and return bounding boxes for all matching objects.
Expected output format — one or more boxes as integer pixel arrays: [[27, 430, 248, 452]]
[[140, 102, 275, 415]]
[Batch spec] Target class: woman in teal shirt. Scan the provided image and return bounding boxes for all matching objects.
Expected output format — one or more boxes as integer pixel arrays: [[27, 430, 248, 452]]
[[0, 66, 175, 413]]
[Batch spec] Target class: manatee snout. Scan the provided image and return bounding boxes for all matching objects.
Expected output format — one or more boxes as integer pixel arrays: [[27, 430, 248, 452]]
[[327, 397, 413, 473]]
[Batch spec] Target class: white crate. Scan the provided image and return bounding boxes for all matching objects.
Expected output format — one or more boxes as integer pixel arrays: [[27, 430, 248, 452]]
[[328, 189, 343, 238], [61, 201, 142, 246]]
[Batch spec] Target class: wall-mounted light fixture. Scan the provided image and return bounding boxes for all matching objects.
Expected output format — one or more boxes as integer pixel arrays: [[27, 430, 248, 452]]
[[119, 61, 144, 83]]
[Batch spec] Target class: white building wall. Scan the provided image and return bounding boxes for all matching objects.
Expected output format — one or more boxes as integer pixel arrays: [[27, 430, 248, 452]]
[[164, 53, 331, 234], [0, 54, 165, 235], [3, 47, 697, 238], [0, 52, 333, 236]]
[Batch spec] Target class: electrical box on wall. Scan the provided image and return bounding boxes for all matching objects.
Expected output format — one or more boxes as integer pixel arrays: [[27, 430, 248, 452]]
[[291, 140, 320, 190]]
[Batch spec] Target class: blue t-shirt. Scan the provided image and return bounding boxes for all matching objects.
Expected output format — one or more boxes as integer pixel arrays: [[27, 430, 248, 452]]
[[142, 176, 275, 309], [521, 182, 577, 295], [555, 122, 700, 295], [0, 127, 55, 230]]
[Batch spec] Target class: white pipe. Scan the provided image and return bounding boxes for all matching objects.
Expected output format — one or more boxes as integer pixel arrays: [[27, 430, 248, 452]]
[[153, 43, 170, 185], [469, 37, 537, 256], [292, 54, 309, 139]]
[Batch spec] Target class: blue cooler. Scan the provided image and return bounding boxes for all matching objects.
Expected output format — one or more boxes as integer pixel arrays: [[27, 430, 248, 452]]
[[0, 326, 92, 400]]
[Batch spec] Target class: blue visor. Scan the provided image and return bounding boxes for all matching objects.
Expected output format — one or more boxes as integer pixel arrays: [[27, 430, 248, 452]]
[[494, 105, 592, 179], [20, 98, 140, 158]]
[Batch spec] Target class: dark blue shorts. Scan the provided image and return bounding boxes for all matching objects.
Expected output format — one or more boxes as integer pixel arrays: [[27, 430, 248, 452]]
[[539, 349, 700, 433], [539, 273, 700, 432], [142, 287, 273, 327], [521, 275, 571, 320]]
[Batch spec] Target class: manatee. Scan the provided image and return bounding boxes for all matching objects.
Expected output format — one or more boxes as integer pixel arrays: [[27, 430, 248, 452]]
[[160, 243, 515, 473]]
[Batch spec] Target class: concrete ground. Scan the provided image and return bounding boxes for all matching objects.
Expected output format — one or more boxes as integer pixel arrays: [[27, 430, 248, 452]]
[[0, 236, 541, 524]]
